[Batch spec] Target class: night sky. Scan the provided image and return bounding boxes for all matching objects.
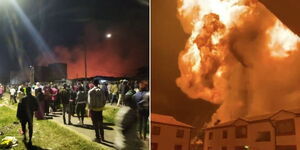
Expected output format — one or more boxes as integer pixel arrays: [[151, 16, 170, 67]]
[[0, 0, 149, 81]]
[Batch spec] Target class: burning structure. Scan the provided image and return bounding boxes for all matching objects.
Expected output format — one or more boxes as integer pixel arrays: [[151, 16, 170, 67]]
[[175, 0, 300, 127]]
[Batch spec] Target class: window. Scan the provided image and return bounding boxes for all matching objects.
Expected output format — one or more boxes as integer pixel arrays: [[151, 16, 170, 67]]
[[235, 146, 247, 150], [174, 145, 182, 150], [222, 146, 227, 150], [222, 130, 228, 139], [208, 132, 213, 140], [275, 119, 295, 136], [236, 126, 247, 138], [152, 126, 160, 135], [176, 129, 184, 138], [276, 145, 297, 150], [256, 131, 271, 142], [151, 143, 158, 150]]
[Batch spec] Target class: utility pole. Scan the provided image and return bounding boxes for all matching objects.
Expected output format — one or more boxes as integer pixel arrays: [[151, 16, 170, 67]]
[[83, 41, 88, 92], [84, 44, 87, 80]]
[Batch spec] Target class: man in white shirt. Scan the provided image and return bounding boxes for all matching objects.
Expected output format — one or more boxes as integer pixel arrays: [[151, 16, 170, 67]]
[[10, 87, 17, 104]]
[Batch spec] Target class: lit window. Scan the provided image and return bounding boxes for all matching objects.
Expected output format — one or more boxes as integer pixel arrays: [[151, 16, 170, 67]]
[[275, 119, 295, 136], [236, 126, 247, 138], [222, 130, 228, 139], [256, 131, 271, 142], [152, 126, 160, 135], [176, 129, 184, 138]]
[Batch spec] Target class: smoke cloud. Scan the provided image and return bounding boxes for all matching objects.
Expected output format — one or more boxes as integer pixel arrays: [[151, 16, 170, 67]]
[[176, 0, 300, 125], [36, 23, 148, 79]]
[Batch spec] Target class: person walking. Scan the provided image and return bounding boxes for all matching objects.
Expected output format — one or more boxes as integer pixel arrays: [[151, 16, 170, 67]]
[[115, 86, 144, 149], [88, 79, 107, 142], [16, 87, 38, 144], [75, 86, 87, 125]]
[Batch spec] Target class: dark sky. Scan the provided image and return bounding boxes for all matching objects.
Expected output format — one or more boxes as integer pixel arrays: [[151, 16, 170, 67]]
[[0, 0, 149, 81]]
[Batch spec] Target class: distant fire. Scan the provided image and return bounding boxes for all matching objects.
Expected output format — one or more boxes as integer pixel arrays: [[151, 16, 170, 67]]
[[36, 24, 148, 79], [176, 0, 300, 126]]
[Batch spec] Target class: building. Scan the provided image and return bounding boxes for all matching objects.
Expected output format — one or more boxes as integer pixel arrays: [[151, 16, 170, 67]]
[[10, 68, 31, 84], [47, 63, 67, 81], [151, 113, 193, 150], [204, 108, 300, 150], [10, 63, 67, 84]]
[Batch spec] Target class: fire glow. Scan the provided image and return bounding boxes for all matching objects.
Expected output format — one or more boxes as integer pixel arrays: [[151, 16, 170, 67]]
[[176, 0, 300, 126], [36, 25, 148, 79]]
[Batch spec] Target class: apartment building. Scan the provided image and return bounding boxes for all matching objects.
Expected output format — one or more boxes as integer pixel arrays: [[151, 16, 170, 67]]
[[204, 108, 300, 150], [151, 113, 194, 150]]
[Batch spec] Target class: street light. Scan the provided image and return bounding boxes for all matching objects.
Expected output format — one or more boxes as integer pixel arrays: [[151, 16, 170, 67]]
[[106, 33, 112, 38], [29, 65, 34, 83]]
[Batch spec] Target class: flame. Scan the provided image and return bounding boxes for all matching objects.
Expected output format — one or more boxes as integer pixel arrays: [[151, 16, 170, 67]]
[[267, 20, 300, 58], [176, 0, 300, 125]]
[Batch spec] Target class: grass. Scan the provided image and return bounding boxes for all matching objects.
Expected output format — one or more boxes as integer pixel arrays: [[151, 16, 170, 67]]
[[0, 94, 112, 150], [0, 106, 109, 150], [103, 106, 119, 124]]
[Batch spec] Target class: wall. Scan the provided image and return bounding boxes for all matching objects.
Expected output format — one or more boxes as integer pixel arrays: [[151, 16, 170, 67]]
[[151, 122, 191, 150]]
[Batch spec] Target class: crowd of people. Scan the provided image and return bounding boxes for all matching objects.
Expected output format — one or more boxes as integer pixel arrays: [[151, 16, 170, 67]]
[[2, 79, 149, 149]]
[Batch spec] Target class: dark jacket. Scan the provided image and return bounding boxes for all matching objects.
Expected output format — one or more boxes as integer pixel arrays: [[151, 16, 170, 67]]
[[59, 88, 70, 104], [17, 95, 38, 122], [76, 91, 87, 104]]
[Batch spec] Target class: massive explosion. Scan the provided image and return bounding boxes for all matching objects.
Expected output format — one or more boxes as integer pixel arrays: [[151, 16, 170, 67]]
[[36, 24, 148, 79], [176, 0, 300, 126]]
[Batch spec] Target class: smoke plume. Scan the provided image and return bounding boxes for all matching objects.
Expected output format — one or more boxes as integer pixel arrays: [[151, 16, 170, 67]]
[[36, 23, 148, 79], [176, 0, 300, 125]]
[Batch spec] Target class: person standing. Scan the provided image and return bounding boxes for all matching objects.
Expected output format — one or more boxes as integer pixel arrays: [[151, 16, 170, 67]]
[[43, 85, 51, 116], [76, 86, 87, 125], [35, 88, 45, 120], [59, 84, 71, 124], [16, 87, 38, 144], [50, 85, 59, 112], [110, 82, 118, 105], [69, 85, 78, 121], [88, 79, 107, 142], [0, 84, 4, 99], [10, 86, 17, 104], [117, 80, 129, 106], [133, 80, 149, 140]]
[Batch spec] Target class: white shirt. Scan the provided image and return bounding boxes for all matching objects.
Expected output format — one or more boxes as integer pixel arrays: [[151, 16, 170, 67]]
[[10, 88, 16, 95]]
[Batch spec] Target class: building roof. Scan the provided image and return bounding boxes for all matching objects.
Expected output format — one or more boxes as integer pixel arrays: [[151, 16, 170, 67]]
[[206, 108, 300, 130], [151, 113, 193, 128]]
